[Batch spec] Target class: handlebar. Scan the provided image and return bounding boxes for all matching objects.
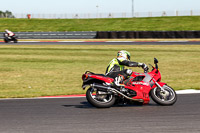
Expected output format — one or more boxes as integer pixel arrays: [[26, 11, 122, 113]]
[[144, 67, 149, 73]]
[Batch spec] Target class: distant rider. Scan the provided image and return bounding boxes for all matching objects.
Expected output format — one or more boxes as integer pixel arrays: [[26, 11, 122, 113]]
[[105, 50, 148, 88], [4, 29, 15, 38]]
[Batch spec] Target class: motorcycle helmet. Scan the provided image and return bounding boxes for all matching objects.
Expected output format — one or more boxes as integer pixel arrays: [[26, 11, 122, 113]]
[[117, 50, 131, 60]]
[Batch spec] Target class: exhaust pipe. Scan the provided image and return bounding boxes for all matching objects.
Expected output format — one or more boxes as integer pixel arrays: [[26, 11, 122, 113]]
[[91, 83, 144, 103]]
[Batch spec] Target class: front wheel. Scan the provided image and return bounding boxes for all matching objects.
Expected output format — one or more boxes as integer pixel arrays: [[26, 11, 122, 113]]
[[150, 85, 177, 106], [86, 87, 116, 108]]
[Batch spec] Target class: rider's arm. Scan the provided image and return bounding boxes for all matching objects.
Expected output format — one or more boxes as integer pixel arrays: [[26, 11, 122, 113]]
[[119, 59, 148, 68], [119, 60, 139, 67]]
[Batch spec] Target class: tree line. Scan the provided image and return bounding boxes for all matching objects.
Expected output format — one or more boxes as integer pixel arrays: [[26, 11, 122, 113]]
[[0, 10, 15, 18]]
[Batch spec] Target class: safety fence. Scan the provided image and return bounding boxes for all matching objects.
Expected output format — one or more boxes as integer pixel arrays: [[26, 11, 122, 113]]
[[8, 10, 200, 19], [0, 31, 200, 39]]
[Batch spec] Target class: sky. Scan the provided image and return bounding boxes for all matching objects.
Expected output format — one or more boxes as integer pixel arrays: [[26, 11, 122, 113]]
[[0, 0, 199, 14]]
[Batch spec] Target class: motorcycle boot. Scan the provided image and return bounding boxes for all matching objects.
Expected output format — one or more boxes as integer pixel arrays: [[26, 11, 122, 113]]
[[112, 76, 127, 93]]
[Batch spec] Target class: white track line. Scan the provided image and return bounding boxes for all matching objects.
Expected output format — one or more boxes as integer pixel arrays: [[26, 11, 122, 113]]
[[176, 89, 200, 94]]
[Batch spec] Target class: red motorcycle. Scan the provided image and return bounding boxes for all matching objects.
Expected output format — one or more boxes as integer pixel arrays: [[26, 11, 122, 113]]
[[82, 58, 177, 108]]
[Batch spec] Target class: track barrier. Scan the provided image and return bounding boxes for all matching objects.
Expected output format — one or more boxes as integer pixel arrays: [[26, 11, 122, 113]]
[[96, 31, 200, 39], [0, 31, 200, 39]]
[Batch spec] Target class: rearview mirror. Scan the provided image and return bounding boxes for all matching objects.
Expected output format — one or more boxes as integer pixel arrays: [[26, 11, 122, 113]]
[[154, 58, 158, 64]]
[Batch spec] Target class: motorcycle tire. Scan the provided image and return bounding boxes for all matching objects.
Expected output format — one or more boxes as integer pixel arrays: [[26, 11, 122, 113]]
[[14, 39, 18, 43], [86, 87, 116, 108], [150, 85, 177, 106], [4, 38, 9, 43]]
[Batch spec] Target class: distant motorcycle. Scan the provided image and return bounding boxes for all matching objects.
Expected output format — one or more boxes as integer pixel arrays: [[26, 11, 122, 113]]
[[82, 58, 177, 108], [3, 33, 18, 43]]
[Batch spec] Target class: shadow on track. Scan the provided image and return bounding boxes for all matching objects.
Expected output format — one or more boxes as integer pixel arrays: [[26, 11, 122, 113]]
[[62, 101, 95, 108], [62, 101, 159, 109]]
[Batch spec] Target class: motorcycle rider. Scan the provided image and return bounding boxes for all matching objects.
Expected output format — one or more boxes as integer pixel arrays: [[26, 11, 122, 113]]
[[105, 50, 148, 89], [4, 29, 15, 38], [3, 29, 18, 43]]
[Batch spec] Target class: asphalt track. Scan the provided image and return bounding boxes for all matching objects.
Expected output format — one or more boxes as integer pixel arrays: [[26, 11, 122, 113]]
[[1, 40, 200, 45], [0, 94, 200, 133]]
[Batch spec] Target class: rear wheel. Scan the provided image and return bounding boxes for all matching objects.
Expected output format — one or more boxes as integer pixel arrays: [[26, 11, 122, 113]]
[[150, 85, 177, 106], [4, 38, 9, 43], [86, 87, 116, 108]]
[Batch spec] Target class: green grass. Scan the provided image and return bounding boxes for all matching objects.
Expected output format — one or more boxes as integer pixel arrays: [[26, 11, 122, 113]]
[[0, 45, 200, 98], [1, 16, 200, 32]]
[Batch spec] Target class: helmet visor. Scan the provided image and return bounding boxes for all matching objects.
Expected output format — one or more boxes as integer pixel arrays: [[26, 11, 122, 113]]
[[127, 54, 130, 60]]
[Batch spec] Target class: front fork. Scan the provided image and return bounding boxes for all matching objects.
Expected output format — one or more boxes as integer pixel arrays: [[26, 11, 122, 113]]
[[152, 78, 166, 93]]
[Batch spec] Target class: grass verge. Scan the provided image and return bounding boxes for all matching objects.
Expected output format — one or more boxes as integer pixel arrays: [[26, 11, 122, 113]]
[[1, 16, 200, 32], [0, 44, 200, 98]]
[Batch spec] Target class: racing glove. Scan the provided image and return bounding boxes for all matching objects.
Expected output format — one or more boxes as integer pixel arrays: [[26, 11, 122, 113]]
[[138, 63, 149, 71]]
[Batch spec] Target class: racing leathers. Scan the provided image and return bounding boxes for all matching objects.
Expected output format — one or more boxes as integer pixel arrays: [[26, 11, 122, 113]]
[[105, 57, 147, 87]]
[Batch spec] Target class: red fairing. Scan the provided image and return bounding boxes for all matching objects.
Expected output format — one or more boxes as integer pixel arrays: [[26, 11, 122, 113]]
[[125, 82, 152, 104], [88, 74, 114, 83], [149, 69, 161, 82], [152, 82, 166, 89], [131, 72, 146, 78]]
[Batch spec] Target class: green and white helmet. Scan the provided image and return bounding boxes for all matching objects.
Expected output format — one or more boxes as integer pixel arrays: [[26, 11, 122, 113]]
[[117, 50, 131, 61]]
